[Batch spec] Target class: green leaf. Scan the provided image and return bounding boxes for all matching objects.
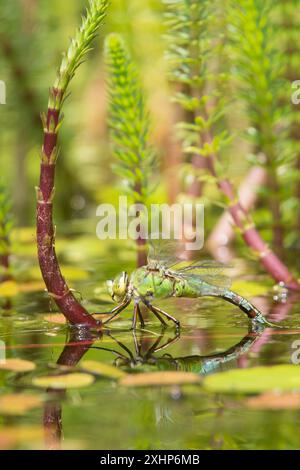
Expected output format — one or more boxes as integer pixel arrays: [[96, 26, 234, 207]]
[[203, 365, 300, 394], [32, 373, 95, 390], [120, 371, 202, 387], [80, 360, 126, 379]]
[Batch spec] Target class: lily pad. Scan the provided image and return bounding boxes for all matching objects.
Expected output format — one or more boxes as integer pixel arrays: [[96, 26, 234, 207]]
[[0, 358, 36, 372], [0, 394, 43, 415], [120, 371, 202, 387], [32, 373, 94, 389], [81, 360, 126, 379], [28, 265, 89, 281], [43, 313, 67, 324], [203, 365, 300, 394], [246, 392, 300, 409], [0, 426, 43, 450], [18, 281, 46, 293], [0, 281, 19, 298]]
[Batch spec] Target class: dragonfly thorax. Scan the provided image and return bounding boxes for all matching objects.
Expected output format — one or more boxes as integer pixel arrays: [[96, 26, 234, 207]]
[[129, 266, 185, 301]]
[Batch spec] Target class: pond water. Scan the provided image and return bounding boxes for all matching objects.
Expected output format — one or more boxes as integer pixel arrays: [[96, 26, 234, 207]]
[[0, 225, 300, 450]]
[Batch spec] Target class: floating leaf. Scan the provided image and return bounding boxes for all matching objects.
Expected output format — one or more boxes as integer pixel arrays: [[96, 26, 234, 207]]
[[120, 371, 202, 387], [32, 373, 94, 389], [0, 281, 18, 298], [81, 360, 126, 379], [0, 426, 43, 450], [231, 280, 269, 297], [0, 394, 43, 415], [203, 365, 300, 394], [0, 358, 36, 372], [28, 265, 89, 281], [246, 392, 300, 410], [43, 313, 67, 324], [43, 313, 106, 325], [18, 281, 46, 293]]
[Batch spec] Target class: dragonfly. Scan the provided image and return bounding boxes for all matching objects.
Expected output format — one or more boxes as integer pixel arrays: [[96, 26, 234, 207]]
[[102, 239, 273, 329]]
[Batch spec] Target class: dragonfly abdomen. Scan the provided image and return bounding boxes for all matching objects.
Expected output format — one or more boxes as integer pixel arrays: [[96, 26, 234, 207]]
[[221, 290, 263, 320]]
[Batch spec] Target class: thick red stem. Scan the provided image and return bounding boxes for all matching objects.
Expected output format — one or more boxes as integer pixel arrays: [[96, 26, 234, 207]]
[[37, 102, 98, 327], [43, 331, 95, 450]]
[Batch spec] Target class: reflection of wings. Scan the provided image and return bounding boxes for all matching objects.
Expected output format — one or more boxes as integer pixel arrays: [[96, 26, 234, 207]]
[[147, 238, 232, 290]]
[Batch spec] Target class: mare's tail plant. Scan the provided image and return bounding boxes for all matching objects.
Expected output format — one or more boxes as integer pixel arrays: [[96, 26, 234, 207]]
[[37, 0, 108, 327], [229, 0, 289, 254], [105, 34, 156, 266], [277, 0, 300, 244], [164, 0, 300, 290], [0, 183, 13, 282]]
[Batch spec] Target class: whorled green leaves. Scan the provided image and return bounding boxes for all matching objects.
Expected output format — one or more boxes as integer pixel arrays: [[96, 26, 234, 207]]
[[105, 33, 156, 206], [163, 0, 230, 177], [50, 0, 109, 110], [228, 0, 288, 164]]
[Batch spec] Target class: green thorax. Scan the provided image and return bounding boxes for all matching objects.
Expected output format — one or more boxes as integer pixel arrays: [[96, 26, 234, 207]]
[[129, 267, 217, 300]]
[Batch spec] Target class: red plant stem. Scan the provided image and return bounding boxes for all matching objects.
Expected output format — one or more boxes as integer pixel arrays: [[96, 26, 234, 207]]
[[203, 130, 300, 291], [37, 93, 99, 327], [134, 182, 147, 267], [44, 331, 95, 450], [137, 237, 147, 268], [268, 171, 284, 253], [207, 166, 267, 261], [0, 254, 9, 279]]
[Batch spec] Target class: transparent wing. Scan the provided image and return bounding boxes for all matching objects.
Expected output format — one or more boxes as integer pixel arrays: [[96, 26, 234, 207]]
[[174, 260, 232, 290], [178, 272, 231, 295], [147, 237, 187, 268], [147, 237, 232, 290]]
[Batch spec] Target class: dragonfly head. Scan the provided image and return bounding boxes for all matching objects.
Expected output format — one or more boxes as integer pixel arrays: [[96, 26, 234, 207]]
[[107, 271, 129, 303]]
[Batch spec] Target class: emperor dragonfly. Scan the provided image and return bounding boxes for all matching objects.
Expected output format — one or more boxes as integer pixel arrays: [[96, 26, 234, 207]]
[[103, 240, 272, 329]]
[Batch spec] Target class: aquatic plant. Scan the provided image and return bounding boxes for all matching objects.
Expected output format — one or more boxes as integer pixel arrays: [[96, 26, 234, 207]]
[[0, 183, 13, 282], [37, 0, 108, 326], [276, 0, 300, 246], [164, 0, 300, 290], [229, 0, 290, 253], [105, 33, 156, 266]]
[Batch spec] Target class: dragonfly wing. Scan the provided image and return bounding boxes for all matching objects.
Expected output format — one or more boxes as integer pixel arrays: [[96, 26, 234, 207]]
[[147, 237, 187, 268], [179, 273, 230, 295], [147, 237, 232, 290], [176, 260, 232, 290]]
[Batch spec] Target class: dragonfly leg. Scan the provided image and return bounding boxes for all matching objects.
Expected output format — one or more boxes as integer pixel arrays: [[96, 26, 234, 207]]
[[152, 309, 168, 327], [102, 298, 131, 325], [152, 305, 180, 329], [141, 299, 167, 326], [143, 300, 180, 329], [131, 303, 138, 330], [136, 303, 145, 328]]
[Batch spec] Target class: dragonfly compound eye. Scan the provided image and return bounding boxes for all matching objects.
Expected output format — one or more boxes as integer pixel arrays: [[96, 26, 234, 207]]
[[110, 272, 128, 302]]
